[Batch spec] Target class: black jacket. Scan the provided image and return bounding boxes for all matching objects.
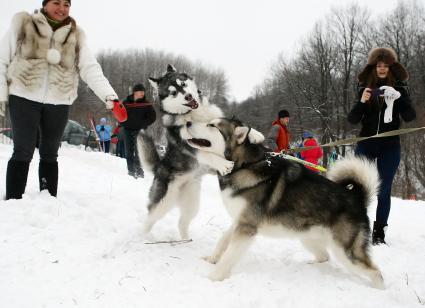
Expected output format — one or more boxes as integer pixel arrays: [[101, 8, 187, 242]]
[[348, 81, 416, 142], [122, 95, 156, 131]]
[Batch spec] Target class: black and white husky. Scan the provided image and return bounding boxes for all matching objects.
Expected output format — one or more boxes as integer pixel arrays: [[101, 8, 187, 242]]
[[137, 65, 234, 240], [185, 117, 384, 288]]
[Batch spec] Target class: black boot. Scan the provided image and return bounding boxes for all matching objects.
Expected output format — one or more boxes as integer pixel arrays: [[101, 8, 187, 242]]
[[6, 160, 30, 200], [372, 221, 388, 245], [39, 161, 58, 197]]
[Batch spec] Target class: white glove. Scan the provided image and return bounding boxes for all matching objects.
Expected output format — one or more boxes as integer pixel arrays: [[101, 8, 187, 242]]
[[380, 86, 401, 123]]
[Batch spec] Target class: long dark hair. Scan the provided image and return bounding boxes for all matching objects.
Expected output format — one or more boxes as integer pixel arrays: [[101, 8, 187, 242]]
[[366, 67, 396, 89], [366, 66, 396, 111]]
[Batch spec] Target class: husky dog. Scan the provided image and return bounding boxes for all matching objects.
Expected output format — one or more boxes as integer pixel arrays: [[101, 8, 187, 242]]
[[137, 65, 234, 240], [185, 118, 384, 288]]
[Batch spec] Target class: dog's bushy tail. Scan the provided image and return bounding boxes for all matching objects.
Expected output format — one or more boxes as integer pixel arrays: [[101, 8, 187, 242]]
[[326, 155, 380, 207], [137, 131, 160, 172]]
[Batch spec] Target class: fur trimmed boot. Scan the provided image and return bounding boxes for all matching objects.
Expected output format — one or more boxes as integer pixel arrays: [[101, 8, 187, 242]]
[[6, 160, 30, 200], [39, 161, 58, 197], [372, 221, 388, 245]]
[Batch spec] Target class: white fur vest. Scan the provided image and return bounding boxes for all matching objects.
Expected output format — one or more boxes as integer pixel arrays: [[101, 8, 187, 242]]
[[0, 11, 117, 105]]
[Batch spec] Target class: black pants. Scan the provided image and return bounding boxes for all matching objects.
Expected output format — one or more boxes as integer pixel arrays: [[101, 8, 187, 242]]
[[116, 140, 126, 158], [123, 128, 142, 174], [100, 140, 111, 153], [9, 95, 70, 162]]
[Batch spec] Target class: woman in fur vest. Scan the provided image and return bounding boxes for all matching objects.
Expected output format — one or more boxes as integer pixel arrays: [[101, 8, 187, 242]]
[[348, 47, 416, 245], [0, 0, 119, 200]]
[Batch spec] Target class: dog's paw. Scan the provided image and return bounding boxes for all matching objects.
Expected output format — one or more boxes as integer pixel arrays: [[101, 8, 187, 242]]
[[248, 128, 265, 144], [217, 160, 234, 176], [208, 270, 230, 281], [371, 272, 385, 290], [307, 256, 329, 264], [202, 255, 219, 264]]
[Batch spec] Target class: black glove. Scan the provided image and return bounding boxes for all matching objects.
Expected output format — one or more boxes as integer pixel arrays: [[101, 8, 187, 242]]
[[100, 125, 105, 131]]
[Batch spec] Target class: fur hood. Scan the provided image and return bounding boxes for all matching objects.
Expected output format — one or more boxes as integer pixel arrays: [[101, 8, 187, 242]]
[[358, 47, 409, 83]]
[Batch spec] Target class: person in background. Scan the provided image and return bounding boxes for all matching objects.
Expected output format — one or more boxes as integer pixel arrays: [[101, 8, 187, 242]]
[[265, 109, 291, 153], [300, 131, 323, 172], [111, 122, 125, 158], [348, 47, 416, 245], [96, 118, 112, 153], [0, 0, 118, 199], [121, 83, 156, 178]]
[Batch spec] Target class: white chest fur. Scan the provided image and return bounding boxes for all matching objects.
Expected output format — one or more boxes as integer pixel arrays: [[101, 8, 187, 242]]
[[221, 188, 247, 220]]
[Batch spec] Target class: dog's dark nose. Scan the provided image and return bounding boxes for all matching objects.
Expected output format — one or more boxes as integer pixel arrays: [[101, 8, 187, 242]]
[[184, 93, 193, 101], [186, 121, 192, 127]]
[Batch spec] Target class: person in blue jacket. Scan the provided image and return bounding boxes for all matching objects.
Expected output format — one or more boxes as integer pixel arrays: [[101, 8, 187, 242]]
[[96, 117, 112, 153]]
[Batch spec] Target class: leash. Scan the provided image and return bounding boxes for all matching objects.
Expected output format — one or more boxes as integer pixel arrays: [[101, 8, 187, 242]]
[[290, 126, 425, 153], [266, 152, 327, 172], [266, 127, 425, 172]]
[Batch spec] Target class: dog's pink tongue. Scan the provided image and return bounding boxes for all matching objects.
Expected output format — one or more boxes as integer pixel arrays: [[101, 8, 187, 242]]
[[189, 100, 199, 109]]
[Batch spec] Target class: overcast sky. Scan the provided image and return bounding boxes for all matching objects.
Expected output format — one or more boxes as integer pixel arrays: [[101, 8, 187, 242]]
[[0, 0, 401, 101]]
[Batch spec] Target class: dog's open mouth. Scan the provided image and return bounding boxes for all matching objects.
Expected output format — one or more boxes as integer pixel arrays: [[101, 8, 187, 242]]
[[187, 138, 211, 147], [184, 94, 199, 109], [184, 99, 198, 109]]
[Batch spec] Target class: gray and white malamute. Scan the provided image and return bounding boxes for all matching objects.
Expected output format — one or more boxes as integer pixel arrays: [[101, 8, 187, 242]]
[[185, 117, 384, 288], [137, 65, 234, 240]]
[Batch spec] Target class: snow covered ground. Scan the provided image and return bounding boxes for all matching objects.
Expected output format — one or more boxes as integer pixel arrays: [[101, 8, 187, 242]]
[[0, 142, 424, 308]]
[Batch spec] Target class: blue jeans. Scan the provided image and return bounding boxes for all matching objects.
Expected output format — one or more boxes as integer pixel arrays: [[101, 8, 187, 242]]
[[355, 139, 401, 224]]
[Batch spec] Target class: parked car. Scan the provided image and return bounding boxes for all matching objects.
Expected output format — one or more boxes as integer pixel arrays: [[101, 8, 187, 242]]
[[62, 120, 97, 149], [1, 120, 98, 149]]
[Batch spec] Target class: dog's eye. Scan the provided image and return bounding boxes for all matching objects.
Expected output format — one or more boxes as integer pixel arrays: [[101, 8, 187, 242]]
[[170, 90, 177, 96], [181, 81, 186, 87], [207, 124, 216, 128]]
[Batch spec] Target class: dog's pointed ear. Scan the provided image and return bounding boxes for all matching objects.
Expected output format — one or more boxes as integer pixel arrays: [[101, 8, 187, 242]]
[[248, 128, 264, 144], [148, 77, 160, 91], [234, 126, 250, 144], [167, 64, 177, 73]]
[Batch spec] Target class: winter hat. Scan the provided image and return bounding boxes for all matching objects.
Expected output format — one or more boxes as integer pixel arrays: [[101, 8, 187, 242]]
[[43, 0, 71, 6], [358, 47, 409, 82], [278, 109, 290, 119], [302, 131, 314, 139], [100, 117, 107, 125], [132, 83, 146, 92]]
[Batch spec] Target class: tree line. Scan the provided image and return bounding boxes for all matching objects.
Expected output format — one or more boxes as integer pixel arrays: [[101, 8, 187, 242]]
[[234, 0, 425, 199]]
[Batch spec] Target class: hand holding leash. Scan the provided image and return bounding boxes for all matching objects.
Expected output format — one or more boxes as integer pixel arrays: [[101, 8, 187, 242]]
[[109, 99, 128, 122]]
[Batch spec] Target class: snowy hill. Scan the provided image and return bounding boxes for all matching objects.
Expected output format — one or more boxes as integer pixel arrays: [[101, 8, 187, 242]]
[[0, 143, 424, 308]]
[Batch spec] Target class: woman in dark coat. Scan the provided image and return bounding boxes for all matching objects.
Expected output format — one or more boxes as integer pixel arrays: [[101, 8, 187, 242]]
[[348, 47, 416, 245]]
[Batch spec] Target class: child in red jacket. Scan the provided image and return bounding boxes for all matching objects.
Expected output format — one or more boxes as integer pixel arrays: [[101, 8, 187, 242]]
[[300, 132, 323, 172]]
